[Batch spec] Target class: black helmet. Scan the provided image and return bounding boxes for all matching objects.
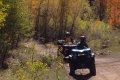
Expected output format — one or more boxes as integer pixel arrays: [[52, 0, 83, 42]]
[[80, 36, 86, 42]]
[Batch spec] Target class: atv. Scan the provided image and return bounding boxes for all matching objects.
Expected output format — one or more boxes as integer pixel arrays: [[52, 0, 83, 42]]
[[68, 48, 96, 76], [57, 40, 76, 58], [57, 40, 96, 76]]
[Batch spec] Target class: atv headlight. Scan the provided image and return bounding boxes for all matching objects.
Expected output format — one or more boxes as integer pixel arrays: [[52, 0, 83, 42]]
[[69, 55, 72, 58]]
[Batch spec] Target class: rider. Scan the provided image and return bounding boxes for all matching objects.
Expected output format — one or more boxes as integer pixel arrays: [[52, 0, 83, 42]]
[[57, 31, 73, 56], [64, 31, 73, 45], [77, 36, 88, 49], [61, 31, 73, 57]]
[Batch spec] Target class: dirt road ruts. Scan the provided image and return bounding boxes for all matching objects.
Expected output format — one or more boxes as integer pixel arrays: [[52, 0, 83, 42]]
[[65, 54, 120, 80]]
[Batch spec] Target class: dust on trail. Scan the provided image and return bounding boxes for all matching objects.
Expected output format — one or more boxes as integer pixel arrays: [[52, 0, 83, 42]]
[[33, 43, 120, 80], [65, 55, 120, 80], [91, 55, 120, 80]]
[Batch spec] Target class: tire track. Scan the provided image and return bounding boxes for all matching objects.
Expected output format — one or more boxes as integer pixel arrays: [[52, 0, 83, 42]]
[[66, 54, 120, 80]]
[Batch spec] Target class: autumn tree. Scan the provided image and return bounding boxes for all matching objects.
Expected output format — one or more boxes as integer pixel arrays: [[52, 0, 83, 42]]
[[33, 0, 93, 42], [0, 0, 8, 28], [106, 0, 120, 26], [0, 0, 9, 68], [0, 0, 32, 68], [90, 0, 120, 26]]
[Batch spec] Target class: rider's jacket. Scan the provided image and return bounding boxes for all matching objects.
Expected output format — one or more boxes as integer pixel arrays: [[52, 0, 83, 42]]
[[77, 42, 88, 49], [64, 36, 73, 45]]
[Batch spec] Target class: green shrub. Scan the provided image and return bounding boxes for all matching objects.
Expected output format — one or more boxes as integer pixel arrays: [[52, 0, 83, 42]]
[[75, 20, 115, 50], [41, 55, 54, 67]]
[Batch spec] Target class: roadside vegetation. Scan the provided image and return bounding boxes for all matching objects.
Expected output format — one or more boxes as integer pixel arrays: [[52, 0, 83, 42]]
[[0, 42, 68, 80], [0, 0, 120, 80]]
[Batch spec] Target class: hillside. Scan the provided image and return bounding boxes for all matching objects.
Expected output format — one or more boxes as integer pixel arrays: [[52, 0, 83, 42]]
[[0, 0, 120, 80]]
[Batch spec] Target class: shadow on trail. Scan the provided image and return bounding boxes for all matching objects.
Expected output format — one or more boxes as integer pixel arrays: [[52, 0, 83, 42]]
[[70, 73, 92, 80]]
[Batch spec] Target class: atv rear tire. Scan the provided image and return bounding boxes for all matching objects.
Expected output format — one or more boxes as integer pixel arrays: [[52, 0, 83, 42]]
[[90, 57, 96, 76], [69, 63, 76, 75]]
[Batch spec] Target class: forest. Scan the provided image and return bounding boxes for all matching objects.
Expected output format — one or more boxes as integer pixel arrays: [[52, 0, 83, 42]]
[[0, 0, 120, 80]]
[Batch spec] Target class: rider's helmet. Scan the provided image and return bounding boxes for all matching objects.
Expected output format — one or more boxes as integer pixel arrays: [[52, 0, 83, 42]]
[[65, 31, 71, 37], [80, 36, 86, 42]]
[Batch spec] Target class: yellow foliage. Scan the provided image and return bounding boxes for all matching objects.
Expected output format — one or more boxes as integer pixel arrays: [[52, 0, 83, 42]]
[[26, 60, 47, 72], [16, 69, 29, 80], [0, 1, 8, 27]]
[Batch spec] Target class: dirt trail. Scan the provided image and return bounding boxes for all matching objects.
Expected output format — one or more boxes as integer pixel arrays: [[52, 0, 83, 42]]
[[91, 55, 120, 80], [65, 54, 120, 80], [34, 43, 120, 80]]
